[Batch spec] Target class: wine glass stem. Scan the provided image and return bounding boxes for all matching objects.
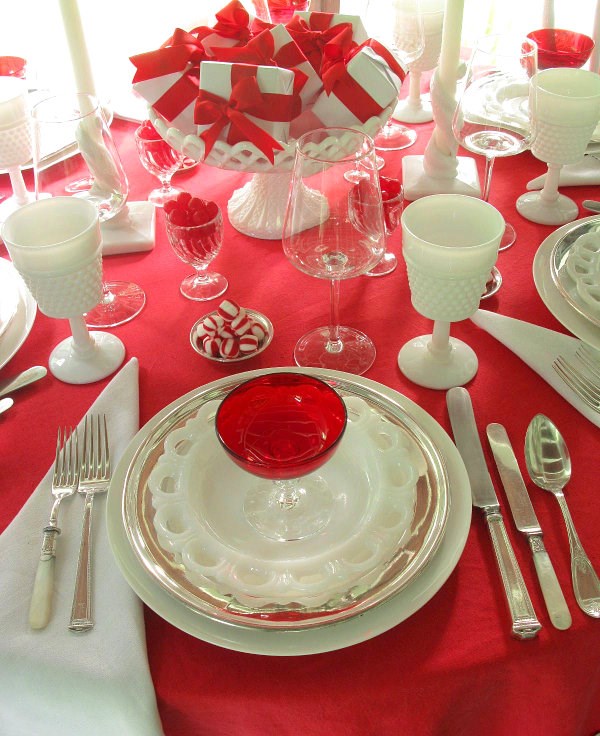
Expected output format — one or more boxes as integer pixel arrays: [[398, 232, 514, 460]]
[[159, 174, 173, 193], [273, 479, 300, 510], [429, 320, 452, 358], [69, 315, 96, 358], [408, 71, 422, 108], [540, 163, 562, 203], [482, 155, 496, 203], [8, 166, 29, 205], [327, 278, 343, 354]]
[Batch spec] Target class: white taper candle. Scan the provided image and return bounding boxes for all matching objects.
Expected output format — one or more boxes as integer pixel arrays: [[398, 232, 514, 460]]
[[57, 0, 96, 96]]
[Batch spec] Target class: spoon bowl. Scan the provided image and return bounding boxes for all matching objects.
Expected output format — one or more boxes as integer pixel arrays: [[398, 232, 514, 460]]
[[525, 413, 600, 617]]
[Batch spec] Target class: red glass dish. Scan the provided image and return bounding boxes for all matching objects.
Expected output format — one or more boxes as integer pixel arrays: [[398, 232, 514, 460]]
[[267, 0, 309, 24], [215, 373, 347, 481], [527, 29, 595, 70]]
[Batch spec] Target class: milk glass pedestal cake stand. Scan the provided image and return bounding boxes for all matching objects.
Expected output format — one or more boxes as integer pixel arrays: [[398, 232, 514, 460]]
[[149, 105, 395, 241]]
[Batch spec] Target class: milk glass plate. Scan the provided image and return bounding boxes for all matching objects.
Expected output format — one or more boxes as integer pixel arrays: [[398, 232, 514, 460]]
[[0, 258, 36, 370], [114, 368, 450, 632], [0, 265, 19, 340], [550, 218, 600, 328]]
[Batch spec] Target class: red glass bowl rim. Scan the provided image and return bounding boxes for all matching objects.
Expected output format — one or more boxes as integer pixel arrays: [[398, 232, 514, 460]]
[[526, 28, 595, 55], [214, 372, 348, 473]]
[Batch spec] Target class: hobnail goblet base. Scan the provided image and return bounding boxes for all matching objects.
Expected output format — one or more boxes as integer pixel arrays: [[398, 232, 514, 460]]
[[49, 331, 125, 384], [294, 325, 376, 375], [398, 334, 478, 389], [516, 190, 578, 226], [180, 271, 228, 301]]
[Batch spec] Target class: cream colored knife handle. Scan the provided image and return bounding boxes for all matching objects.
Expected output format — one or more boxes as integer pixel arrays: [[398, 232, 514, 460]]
[[529, 535, 572, 630], [28, 526, 60, 629], [485, 511, 542, 639]]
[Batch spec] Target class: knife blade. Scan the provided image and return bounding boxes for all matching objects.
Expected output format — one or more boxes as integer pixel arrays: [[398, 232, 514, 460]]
[[486, 423, 572, 630], [446, 387, 541, 639], [0, 397, 13, 415], [0, 365, 47, 399]]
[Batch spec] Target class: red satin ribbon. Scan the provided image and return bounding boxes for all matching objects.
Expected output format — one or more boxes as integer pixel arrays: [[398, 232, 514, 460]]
[[212, 0, 252, 42], [286, 15, 353, 72], [195, 71, 296, 163]]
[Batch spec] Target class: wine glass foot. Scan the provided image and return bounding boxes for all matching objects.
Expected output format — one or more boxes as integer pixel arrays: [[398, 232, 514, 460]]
[[393, 98, 434, 124], [65, 176, 93, 193], [398, 334, 478, 389], [364, 252, 397, 277], [148, 185, 182, 208], [49, 331, 125, 384], [84, 281, 146, 328], [480, 266, 502, 300], [498, 222, 516, 252], [374, 122, 417, 151], [294, 325, 376, 375], [244, 477, 334, 542], [180, 272, 228, 301], [516, 190, 578, 225]]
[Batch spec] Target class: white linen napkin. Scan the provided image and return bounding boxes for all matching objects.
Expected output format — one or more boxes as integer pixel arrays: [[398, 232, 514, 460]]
[[471, 309, 600, 429], [0, 357, 164, 736], [526, 154, 600, 189]]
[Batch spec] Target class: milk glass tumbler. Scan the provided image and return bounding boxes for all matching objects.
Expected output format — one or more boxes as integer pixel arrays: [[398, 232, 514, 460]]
[[517, 68, 600, 225], [398, 194, 505, 389], [2, 197, 125, 384]]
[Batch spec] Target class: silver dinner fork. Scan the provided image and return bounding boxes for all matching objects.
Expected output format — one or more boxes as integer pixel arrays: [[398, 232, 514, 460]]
[[29, 426, 79, 630], [69, 414, 110, 632], [553, 344, 600, 413]]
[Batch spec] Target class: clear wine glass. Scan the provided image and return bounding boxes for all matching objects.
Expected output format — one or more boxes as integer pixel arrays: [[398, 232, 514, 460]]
[[134, 120, 185, 207], [398, 194, 505, 390], [364, 176, 403, 277], [164, 197, 228, 301], [215, 372, 347, 542], [2, 197, 125, 384], [282, 127, 386, 375], [452, 33, 538, 295], [31, 92, 146, 328], [365, 0, 425, 151]]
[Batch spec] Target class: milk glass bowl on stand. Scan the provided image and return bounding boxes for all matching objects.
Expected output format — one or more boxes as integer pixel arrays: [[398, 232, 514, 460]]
[[516, 68, 600, 226], [31, 92, 146, 328], [398, 194, 505, 390], [215, 372, 347, 542], [1, 197, 125, 384], [282, 127, 386, 375]]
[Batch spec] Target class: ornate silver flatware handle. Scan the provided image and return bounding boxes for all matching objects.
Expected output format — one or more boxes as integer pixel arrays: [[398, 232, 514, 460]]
[[69, 492, 94, 632]]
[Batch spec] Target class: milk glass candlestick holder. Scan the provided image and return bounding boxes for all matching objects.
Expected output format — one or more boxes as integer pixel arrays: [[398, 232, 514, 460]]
[[31, 93, 146, 328], [394, 0, 445, 125], [398, 194, 505, 390], [0, 77, 35, 227], [516, 68, 600, 226], [2, 197, 125, 384]]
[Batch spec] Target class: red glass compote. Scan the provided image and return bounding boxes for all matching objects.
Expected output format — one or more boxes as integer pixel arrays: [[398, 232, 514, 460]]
[[215, 373, 347, 542], [526, 29, 595, 70], [135, 120, 185, 206], [267, 0, 309, 24]]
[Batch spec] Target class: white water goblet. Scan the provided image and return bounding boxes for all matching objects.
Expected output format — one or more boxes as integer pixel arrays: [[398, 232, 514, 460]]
[[516, 68, 600, 226], [31, 92, 146, 329], [393, 0, 445, 125], [0, 77, 35, 228], [282, 127, 386, 375], [398, 194, 505, 390], [2, 197, 125, 384], [453, 34, 538, 267]]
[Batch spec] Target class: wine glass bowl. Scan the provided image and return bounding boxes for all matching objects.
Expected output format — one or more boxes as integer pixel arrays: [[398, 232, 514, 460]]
[[282, 127, 386, 374], [135, 120, 185, 207], [526, 28, 595, 70], [164, 197, 228, 301], [363, 175, 403, 276], [215, 372, 347, 541], [398, 194, 505, 389]]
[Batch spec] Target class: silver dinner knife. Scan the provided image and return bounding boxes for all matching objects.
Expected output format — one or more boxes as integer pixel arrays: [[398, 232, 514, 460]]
[[446, 387, 541, 639], [486, 423, 572, 630]]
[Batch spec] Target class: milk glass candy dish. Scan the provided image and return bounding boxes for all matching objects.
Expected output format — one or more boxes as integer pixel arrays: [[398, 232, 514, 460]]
[[398, 194, 505, 389]]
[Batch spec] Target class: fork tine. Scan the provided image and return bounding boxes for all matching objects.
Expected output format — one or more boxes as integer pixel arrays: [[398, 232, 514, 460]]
[[553, 356, 600, 411], [575, 345, 600, 382]]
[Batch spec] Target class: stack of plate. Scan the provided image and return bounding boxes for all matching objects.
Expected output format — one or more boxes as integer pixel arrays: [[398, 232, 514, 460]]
[[534, 216, 600, 350], [0, 258, 36, 370], [107, 368, 471, 655]]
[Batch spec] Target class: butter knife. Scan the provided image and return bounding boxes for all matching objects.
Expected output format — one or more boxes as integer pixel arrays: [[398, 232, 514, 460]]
[[446, 387, 541, 639], [0, 365, 47, 399], [487, 423, 572, 630]]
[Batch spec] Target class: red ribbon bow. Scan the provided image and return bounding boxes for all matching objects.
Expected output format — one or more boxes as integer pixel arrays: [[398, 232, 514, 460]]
[[195, 73, 295, 164], [286, 15, 353, 73], [212, 0, 252, 43]]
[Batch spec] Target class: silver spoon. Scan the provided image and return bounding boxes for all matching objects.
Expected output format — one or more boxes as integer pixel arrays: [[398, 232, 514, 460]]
[[525, 414, 600, 618], [582, 200, 600, 213]]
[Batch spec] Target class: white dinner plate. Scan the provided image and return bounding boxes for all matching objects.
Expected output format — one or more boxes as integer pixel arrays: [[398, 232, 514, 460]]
[[0, 258, 36, 370], [533, 215, 600, 350], [107, 368, 471, 656]]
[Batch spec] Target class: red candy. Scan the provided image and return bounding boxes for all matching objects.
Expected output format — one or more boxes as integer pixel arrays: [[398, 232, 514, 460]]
[[202, 313, 225, 335], [217, 299, 242, 322], [202, 336, 222, 357], [196, 299, 269, 360], [239, 334, 259, 353], [165, 192, 219, 229], [219, 338, 240, 359]]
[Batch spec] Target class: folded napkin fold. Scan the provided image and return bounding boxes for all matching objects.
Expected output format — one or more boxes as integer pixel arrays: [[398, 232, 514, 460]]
[[471, 309, 600, 429], [0, 357, 164, 736], [526, 154, 600, 190]]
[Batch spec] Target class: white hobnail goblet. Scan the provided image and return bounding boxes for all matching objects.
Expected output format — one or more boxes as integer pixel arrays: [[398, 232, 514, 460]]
[[516, 68, 600, 226], [398, 194, 505, 390], [1, 196, 125, 384], [0, 76, 35, 227], [393, 0, 445, 125]]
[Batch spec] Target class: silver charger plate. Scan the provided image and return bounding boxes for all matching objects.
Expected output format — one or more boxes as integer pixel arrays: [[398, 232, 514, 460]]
[[110, 369, 452, 632]]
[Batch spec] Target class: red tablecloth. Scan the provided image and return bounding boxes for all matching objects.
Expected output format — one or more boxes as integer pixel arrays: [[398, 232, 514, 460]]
[[2, 116, 600, 736]]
